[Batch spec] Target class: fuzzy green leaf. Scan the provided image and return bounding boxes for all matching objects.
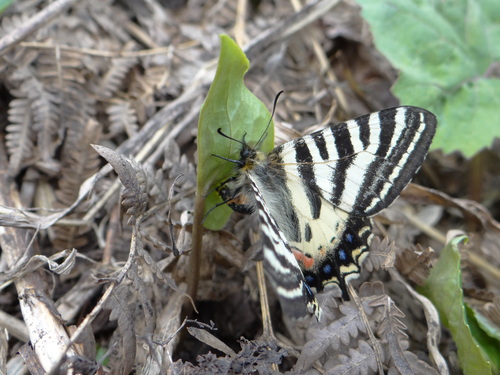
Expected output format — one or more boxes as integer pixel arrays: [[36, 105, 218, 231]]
[[419, 236, 493, 375], [356, 0, 500, 157], [197, 35, 274, 230]]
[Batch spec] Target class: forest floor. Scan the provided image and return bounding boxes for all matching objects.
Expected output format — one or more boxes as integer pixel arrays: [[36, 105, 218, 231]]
[[0, 0, 499, 374]]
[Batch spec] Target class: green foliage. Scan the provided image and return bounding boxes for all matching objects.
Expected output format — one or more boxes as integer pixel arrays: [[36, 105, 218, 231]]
[[96, 346, 109, 366], [356, 0, 500, 156], [419, 236, 494, 374], [465, 305, 500, 371], [0, 0, 14, 13], [197, 35, 274, 230]]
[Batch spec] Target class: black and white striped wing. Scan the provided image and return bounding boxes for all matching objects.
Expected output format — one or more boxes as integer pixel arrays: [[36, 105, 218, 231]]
[[261, 106, 436, 300], [272, 106, 436, 217], [217, 106, 436, 317], [247, 174, 321, 320]]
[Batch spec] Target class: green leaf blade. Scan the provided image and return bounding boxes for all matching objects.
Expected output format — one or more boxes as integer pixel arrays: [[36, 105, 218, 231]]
[[197, 35, 274, 230], [419, 236, 493, 375], [356, 0, 500, 156], [465, 305, 500, 371]]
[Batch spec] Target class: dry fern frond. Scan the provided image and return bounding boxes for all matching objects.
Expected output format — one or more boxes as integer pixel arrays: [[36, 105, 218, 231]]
[[128, 65, 169, 123], [172, 338, 286, 375], [155, 139, 196, 208], [98, 55, 137, 98], [326, 340, 379, 375], [55, 119, 102, 206], [88, 1, 131, 44], [51, 119, 102, 250], [363, 236, 396, 273], [17, 73, 60, 171], [104, 285, 136, 375], [106, 101, 139, 137], [93, 145, 148, 225], [297, 302, 367, 370], [5, 47, 96, 177], [6, 97, 36, 175], [297, 283, 422, 374], [369, 294, 410, 374], [395, 244, 435, 286]]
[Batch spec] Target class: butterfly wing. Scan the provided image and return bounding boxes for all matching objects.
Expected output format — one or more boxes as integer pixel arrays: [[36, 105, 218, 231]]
[[219, 106, 435, 313], [257, 106, 436, 298], [271, 106, 436, 217], [284, 186, 372, 300], [247, 174, 321, 320]]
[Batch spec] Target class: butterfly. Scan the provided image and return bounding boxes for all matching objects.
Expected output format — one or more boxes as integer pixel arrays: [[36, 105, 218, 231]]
[[215, 106, 436, 319]]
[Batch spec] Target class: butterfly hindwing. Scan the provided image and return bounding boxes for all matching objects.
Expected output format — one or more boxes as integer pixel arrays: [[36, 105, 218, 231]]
[[247, 175, 321, 320]]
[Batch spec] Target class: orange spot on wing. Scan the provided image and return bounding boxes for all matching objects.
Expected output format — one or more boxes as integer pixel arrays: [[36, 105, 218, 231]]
[[292, 248, 315, 269]]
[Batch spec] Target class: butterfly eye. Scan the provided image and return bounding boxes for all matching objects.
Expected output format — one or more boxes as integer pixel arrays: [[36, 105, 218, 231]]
[[240, 144, 252, 160]]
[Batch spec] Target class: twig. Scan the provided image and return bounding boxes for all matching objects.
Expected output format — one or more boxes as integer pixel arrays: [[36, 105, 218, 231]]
[[401, 206, 446, 244], [256, 260, 275, 340], [0, 310, 29, 342], [0, 0, 79, 56], [348, 284, 385, 375], [21, 41, 172, 58], [234, 0, 249, 46]]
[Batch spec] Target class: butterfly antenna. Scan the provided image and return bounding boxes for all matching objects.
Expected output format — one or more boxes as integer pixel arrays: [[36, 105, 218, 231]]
[[217, 128, 246, 146], [255, 90, 284, 149]]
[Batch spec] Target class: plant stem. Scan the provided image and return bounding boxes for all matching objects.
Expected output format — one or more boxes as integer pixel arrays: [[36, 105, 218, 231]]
[[185, 192, 205, 314]]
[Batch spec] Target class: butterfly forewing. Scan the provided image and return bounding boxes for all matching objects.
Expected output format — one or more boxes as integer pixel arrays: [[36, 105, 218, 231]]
[[274, 106, 436, 217]]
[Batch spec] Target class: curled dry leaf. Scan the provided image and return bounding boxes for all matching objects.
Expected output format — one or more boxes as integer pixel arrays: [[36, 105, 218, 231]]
[[92, 144, 148, 224]]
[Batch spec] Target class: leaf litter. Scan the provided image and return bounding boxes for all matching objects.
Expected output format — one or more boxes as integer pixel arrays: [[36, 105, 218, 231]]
[[0, 0, 499, 374]]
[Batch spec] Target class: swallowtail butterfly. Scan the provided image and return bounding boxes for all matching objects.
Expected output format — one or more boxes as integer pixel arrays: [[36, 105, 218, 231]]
[[216, 106, 436, 320]]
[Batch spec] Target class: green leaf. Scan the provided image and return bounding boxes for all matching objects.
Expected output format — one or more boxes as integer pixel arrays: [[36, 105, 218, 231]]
[[419, 236, 493, 375], [197, 35, 274, 230], [356, 0, 500, 157], [465, 305, 500, 371], [0, 0, 14, 14], [474, 309, 500, 342]]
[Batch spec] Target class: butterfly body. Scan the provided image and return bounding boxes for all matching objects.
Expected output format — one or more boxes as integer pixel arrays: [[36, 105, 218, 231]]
[[217, 106, 436, 319]]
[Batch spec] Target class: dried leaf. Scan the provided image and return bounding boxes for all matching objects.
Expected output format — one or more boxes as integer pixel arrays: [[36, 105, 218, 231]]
[[92, 144, 148, 224], [99, 56, 137, 98], [325, 340, 378, 375], [395, 245, 435, 286], [187, 327, 236, 357], [6, 97, 35, 175], [107, 101, 139, 137], [105, 286, 136, 374], [296, 302, 366, 370]]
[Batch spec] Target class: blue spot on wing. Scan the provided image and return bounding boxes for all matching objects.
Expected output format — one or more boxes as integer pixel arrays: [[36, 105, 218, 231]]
[[345, 233, 353, 243], [338, 249, 347, 261], [322, 264, 332, 275], [306, 275, 316, 285]]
